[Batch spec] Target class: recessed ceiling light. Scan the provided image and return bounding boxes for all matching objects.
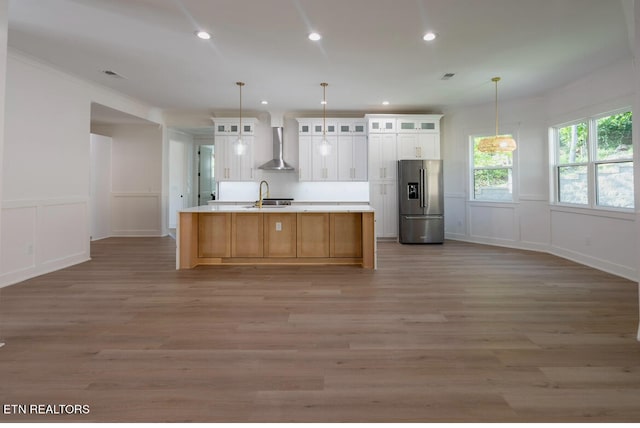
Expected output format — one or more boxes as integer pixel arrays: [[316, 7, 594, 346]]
[[308, 32, 322, 41], [195, 30, 211, 40], [382, 101, 390, 106], [261, 100, 269, 105], [423, 32, 437, 41]]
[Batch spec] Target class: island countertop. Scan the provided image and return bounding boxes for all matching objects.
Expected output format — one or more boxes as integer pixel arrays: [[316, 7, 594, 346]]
[[180, 204, 375, 213]]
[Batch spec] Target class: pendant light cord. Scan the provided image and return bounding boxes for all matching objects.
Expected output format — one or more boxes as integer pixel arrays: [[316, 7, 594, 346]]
[[493, 77, 500, 136], [236, 82, 244, 140], [321, 82, 328, 138]]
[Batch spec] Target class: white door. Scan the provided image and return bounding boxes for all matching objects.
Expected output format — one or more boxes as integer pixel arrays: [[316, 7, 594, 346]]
[[199, 145, 215, 205], [169, 140, 188, 228], [89, 133, 112, 241]]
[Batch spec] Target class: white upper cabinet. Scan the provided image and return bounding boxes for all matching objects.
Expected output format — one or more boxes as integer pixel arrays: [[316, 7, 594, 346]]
[[338, 134, 368, 181], [396, 115, 442, 160], [214, 118, 256, 135], [368, 117, 396, 133], [298, 135, 313, 181], [397, 133, 440, 160], [311, 135, 338, 181], [214, 135, 255, 181], [396, 116, 440, 134], [213, 118, 257, 181], [297, 118, 367, 182], [368, 133, 397, 181], [339, 121, 367, 135]]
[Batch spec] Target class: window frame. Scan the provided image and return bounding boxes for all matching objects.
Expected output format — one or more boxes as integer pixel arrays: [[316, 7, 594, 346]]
[[469, 129, 519, 203], [551, 108, 633, 212]]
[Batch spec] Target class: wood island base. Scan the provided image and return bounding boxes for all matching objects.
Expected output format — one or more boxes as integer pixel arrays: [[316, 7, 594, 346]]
[[177, 210, 376, 269]]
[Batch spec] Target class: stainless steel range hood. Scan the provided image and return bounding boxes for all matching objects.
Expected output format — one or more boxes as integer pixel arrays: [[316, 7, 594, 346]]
[[258, 113, 295, 170]]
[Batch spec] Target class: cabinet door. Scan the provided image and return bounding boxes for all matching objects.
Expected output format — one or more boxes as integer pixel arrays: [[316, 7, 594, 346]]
[[313, 120, 338, 136], [264, 213, 297, 257], [368, 118, 395, 133], [238, 136, 255, 180], [382, 182, 398, 238], [298, 135, 313, 181], [311, 135, 338, 181], [352, 135, 368, 181], [297, 213, 329, 257], [214, 137, 228, 181], [398, 133, 439, 160], [337, 136, 354, 181], [330, 213, 362, 257], [216, 136, 254, 181], [231, 213, 263, 257], [369, 133, 397, 180], [198, 213, 231, 257], [417, 133, 440, 159], [370, 182, 398, 238], [299, 121, 313, 135], [398, 133, 421, 159], [338, 121, 366, 135]]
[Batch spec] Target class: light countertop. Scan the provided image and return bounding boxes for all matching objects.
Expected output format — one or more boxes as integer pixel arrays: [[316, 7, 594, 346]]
[[181, 204, 375, 213]]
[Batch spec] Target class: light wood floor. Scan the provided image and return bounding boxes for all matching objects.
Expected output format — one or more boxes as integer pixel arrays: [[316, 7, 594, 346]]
[[0, 237, 639, 422]]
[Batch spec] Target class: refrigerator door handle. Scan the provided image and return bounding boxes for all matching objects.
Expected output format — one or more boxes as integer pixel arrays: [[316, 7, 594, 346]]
[[419, 168, 427, 208]]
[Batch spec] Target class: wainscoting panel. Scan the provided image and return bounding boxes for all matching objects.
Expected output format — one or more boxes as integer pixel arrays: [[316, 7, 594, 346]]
[[0, 206, 37, 275], [41, 202, 88, 266], [468, 203, 517, 243], [111, 193, 162, 236], [550, 207, 636, 280], [0, 199, 90, 288]]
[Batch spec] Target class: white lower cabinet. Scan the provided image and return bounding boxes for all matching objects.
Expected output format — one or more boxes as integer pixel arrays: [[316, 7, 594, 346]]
[[370, 181, 398, 239]]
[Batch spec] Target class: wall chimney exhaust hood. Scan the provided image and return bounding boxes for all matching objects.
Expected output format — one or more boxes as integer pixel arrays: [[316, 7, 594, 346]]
[[258, 112, 294, 171]]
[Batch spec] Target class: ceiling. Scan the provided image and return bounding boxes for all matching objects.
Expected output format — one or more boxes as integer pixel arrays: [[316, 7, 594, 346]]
[[7, 0, 634, 118]]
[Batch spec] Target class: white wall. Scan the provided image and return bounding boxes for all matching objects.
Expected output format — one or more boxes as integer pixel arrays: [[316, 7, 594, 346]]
[[92, 124, 163, 237], [0, 52, 162, 287], [0, 0, 8, 297], [89, 133, 112, 241], [442, 58, 637, 281]]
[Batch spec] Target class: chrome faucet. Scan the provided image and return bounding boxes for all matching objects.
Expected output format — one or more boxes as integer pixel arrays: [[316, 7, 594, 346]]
[[258, 180, 270, 208]]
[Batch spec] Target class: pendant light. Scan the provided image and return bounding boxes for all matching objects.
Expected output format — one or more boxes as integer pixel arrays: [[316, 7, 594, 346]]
[[234, 81, 246, 156], [319, 82, 331, 157], [477, 77, 517, 153]]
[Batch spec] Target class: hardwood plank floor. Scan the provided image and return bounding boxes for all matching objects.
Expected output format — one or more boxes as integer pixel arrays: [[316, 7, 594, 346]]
[[0, 237, 638, 422]]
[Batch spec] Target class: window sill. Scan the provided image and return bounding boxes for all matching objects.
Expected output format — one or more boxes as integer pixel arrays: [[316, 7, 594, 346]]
[[550, 203, 635, 221]]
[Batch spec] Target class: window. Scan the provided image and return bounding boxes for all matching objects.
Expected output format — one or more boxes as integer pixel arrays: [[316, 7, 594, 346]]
[[553, 110, 633, 209], [471, 135, 514, 201]]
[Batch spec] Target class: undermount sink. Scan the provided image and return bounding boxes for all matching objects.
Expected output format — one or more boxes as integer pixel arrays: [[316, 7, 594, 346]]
[[258, 198, 293, 206]]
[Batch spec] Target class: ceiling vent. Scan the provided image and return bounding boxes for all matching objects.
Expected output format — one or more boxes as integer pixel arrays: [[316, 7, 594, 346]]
[[441, 73, 455, 80], [102, 70, 125, 79]]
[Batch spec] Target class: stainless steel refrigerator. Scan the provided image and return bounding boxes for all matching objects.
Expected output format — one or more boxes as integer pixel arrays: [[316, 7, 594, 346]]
[[398, 159, 444, 244]]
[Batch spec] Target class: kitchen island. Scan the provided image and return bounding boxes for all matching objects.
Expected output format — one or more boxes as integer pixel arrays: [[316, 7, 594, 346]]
[[177, 205, 376, 269]]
